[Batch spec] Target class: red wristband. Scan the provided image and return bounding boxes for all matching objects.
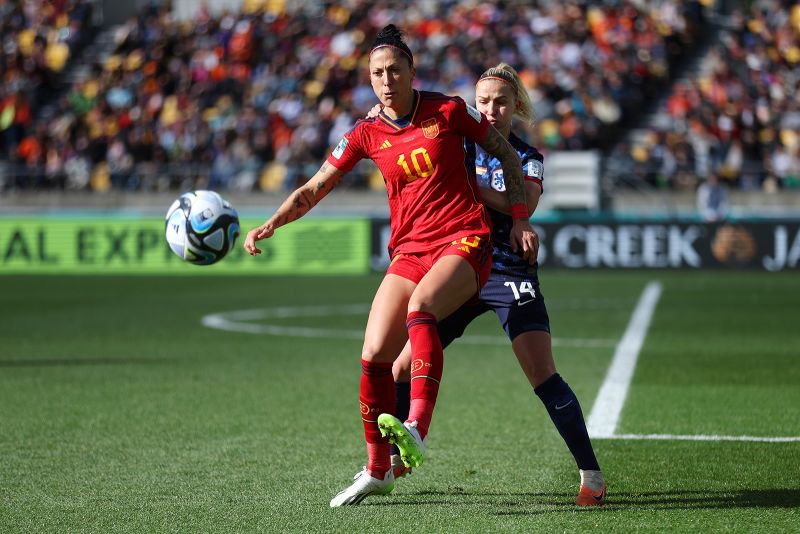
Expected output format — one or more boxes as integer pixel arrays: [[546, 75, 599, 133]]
[[510, 203, 529, 221]]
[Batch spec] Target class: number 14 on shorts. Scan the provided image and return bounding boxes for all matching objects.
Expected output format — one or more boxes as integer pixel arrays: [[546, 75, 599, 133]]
[[504, 281, 536, 302]]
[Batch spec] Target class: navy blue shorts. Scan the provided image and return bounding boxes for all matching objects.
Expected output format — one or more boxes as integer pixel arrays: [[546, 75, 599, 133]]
[[438, 271, 550, 347]]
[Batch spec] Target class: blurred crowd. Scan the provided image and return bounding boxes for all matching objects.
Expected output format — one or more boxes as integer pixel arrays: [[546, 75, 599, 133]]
[[0, 0, 94, 169], [612, 0, 800, 192], [2, 0, 712, 192]]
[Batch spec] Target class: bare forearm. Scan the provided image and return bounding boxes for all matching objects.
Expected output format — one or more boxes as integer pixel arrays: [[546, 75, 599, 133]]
[[476, 126, 538, 260], [244, 162, 342, 256], [500, 161, 526, 208], [479, 183, 541, 216], [478, 186, 511, 214], [265, 162, 342, 230], [266, 188, 314, 230], [478, 127, 526, 208]]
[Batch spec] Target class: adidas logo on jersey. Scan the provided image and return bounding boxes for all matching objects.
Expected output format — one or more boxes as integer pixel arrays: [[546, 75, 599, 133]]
[[379, 140, 392, 150]]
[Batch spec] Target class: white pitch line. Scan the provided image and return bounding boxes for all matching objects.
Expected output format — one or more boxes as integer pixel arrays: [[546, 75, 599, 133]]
[[201, 306, 616, 348], [598, 433, 800, 443], [205, 297, 800, 443], [587, 281, 663, 439]]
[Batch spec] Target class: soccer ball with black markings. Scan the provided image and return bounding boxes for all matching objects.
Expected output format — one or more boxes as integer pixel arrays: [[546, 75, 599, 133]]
[[165, 190, 240, 265]]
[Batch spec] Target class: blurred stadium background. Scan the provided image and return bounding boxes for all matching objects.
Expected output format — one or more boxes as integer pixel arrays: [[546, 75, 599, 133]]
[[1, 0, 799, 531], [1, 0, 799, 272]]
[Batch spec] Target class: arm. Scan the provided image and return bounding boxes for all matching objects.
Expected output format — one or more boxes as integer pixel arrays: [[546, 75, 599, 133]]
[[243, 161, 345, 255], [477, 125, 538, 261], [478, 181, 541, 217], [478, 126, 527, 211], [478, 182, 541, 264]]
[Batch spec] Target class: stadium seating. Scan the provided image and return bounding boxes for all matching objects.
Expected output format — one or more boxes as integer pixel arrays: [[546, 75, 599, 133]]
[[0, 0, 710, 193], [0, 0, 94, 183], [616, 2, 800, 192]]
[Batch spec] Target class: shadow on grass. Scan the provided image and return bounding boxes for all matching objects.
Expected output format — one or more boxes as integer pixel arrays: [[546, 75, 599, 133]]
[[368, 488, 800, 514], [0, 357, 176, 368]]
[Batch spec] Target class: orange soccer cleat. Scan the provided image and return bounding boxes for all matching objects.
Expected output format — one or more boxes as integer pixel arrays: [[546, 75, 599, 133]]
[[576, 483, 606, 506]]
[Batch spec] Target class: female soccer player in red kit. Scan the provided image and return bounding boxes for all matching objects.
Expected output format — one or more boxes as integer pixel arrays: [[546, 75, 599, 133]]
[[388, 64, 606, 506], [243, 25, 538, 506]]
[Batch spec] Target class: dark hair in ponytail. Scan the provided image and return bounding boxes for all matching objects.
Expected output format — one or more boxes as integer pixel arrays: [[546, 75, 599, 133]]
[[370, 24, 414, 66]]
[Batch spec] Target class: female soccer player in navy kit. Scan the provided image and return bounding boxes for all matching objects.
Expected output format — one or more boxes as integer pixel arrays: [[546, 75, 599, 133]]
[[389, 64, 606, 506], [244, 27, 538, 507]]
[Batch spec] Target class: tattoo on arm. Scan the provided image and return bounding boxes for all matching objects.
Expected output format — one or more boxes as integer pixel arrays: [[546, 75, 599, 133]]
[[313, 163, 344, 197], [266, 161, 345, 230], [480, 126, 526, 207], [292, 189, 314, 210]]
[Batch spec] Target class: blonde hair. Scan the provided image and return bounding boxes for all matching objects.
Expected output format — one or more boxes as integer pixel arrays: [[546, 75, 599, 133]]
[[477, 63, 534, 125]]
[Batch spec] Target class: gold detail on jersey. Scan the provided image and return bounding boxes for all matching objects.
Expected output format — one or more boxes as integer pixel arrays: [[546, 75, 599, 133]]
[[380, 140, 392, 150], [397, 147, 434, 182], [422, 118, 439, 139], [451, 236, 482, 253]]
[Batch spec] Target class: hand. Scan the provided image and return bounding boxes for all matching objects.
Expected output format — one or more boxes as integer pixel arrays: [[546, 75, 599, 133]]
[[366, 103, 383, 119], [510, 219, 539, 264], [243, 223, 275, 256]]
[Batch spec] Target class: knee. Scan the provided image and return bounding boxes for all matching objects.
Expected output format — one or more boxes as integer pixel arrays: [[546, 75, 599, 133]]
[[407, 294, 435, 316], [361, 342, 393, 363], [532, 367, 557, 388], [360, 344, 380, 362]]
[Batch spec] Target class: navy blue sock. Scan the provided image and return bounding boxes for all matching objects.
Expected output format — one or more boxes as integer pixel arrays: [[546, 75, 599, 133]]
[[534, 373, 600, 471], [391, 381, 411, 457]]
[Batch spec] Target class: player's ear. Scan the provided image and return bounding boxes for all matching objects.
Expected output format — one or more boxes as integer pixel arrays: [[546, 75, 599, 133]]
[[410, 65, 416, 81]]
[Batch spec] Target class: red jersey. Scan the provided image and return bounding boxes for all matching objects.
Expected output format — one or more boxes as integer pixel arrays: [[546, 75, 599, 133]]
[[326, 90, 492, 256]]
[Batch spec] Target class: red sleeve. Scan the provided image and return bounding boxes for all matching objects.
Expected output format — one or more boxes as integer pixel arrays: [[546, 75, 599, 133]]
[[447, 96, 490, 145], [325, 122, 368, 173]]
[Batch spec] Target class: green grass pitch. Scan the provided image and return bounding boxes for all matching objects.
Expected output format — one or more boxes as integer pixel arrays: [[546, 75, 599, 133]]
[[1, 271, 798, 532]]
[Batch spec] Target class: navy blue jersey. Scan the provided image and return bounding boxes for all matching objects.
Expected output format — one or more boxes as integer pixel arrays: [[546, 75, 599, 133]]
[[436, 134, 549, 343], [467, 133, 544, 277]]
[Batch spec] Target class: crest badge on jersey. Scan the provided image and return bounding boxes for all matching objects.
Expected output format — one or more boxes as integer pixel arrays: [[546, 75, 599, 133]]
[[332, 137, 348, 159], [491, 170, 506, 191], [422, 118, 439, 139]]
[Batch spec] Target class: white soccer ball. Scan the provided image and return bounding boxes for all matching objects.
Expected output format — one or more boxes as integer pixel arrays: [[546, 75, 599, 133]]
[[165, 190, 240, 265]]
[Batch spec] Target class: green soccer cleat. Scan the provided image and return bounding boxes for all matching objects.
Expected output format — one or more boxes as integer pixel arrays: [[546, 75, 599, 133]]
[[377, 414, 425, 468]]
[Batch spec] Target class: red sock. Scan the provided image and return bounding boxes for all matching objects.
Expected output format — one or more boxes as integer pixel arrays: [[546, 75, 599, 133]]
[[405, 311, 443, 439], [360, 358, 393, 475]]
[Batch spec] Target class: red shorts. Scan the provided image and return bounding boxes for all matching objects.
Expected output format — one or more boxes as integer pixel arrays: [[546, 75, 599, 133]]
[[387, 235, 492, 290]]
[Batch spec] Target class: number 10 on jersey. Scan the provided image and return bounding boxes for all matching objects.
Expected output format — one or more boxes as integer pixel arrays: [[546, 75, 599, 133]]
[[397, 147, 434, 182]]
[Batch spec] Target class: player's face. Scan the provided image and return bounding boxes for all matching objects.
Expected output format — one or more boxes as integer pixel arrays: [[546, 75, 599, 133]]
[[369, 47, 415, 118], [475, 79, 516, 137]]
